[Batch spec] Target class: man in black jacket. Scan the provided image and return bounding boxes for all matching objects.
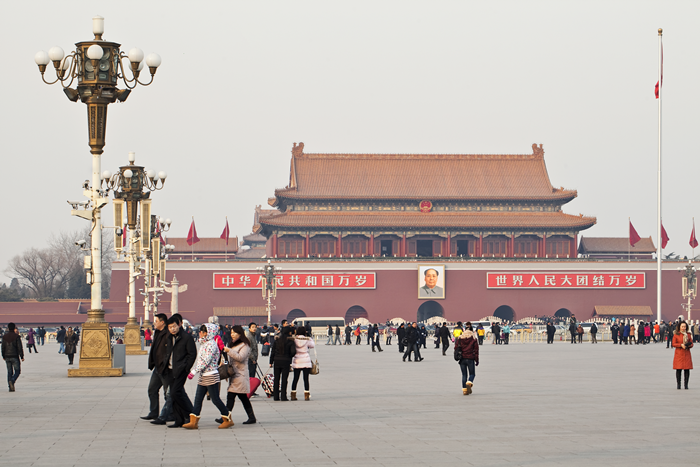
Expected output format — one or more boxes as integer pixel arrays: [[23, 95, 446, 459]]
[[141, 313, 172, 424], [57, 326, 66, 354], [397, 323, 406, 353], [2, 323, 24, 392], [402, 322, 423, 362], [439, 323, 451, 355], [165, 315, 197, 428]]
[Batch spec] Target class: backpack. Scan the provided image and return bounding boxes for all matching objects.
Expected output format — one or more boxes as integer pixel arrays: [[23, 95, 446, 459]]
[[261, 342, 271, 357], [453, 340, 462, 361]]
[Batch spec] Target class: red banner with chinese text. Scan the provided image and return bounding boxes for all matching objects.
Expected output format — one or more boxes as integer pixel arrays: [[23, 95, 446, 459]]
[[213, 272, 376, 290], [486, 272, 645, 289]]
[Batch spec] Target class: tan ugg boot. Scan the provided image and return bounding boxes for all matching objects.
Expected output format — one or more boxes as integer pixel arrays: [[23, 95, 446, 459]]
[[304, 391, 310, 401], [462, 388, 468, 395], [466, 381, 473, 395], [218, 413, 234, 429], [183, 414, 200, 429], [290, 391, 297, 401]]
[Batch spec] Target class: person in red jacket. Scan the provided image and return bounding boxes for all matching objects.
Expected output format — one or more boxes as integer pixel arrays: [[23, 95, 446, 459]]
[[672, 321, 694, 390], [455, 322, 479, 395]]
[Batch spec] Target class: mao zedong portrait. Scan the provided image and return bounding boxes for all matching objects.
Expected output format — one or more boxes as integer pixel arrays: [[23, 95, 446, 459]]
[[419, 268, 444, 298]]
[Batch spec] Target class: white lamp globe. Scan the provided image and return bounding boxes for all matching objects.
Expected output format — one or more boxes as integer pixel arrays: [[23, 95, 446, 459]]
[[34, 51, 50, 66], [102, 170, 112, 180], [145, 53, 162, 68], [123, 169, 133, 179], [86, 44, 103, 60], [146, 169, 156, 179], [128, 48, 144, 63], [48, 46, 64, 61], [158, 171, 167, 180]]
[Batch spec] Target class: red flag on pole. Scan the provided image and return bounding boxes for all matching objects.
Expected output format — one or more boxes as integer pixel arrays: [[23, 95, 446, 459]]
[[629, 220, 641, 246], [220, 218, 230, 245], [187, 219, 200, 246], [661, 222, 669, 249], [655, 44, 663, 98], [691, 221, 699, 248], [123, 224, 127, 248]]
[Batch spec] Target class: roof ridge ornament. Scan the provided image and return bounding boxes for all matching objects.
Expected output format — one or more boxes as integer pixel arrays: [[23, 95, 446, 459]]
[[292, 142, 305, 157], [532, 143, 544, 158]]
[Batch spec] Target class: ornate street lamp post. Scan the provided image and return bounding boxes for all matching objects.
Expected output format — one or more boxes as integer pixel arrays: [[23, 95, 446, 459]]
[[104, 152, 166, 354], [34, 16, 161, 376], [680, 261, 697, 322], [257, 260, 281, 325]]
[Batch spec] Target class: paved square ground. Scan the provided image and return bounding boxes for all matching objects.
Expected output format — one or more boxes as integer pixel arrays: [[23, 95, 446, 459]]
[[1, 338, 698, 466]]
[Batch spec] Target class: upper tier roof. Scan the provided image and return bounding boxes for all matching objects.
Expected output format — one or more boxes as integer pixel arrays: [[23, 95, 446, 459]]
[[272, 143, 577, 202], [578, 236, 656, 254]]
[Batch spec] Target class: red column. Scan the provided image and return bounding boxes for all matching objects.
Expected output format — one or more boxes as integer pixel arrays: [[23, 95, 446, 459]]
[[446, 233, 451, 257], [478, 234, 483, 257], [369, 233, 374, 257], [305, 233, 310, 258], [510, 233, 515, 257], [272, 234, 278, 258], [401, 233, 407, 257], [337, 233, 342, 258], [570, 234, 577, 258], [542, 234, 547, 258]]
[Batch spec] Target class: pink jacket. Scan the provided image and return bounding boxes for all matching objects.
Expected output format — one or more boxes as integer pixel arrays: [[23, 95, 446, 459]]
[[292, 336, 316, 369]]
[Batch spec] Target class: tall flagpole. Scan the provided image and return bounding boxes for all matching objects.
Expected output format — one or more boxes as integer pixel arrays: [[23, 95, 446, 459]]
[[657, 28, 663, 324]]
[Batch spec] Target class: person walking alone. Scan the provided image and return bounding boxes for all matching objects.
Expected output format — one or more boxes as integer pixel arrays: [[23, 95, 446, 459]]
[[2, 323, 24, 392], [354, 325, 361, 345], [455, 322, 479, 395], [371, 324, 383, 352], [439, 323, 450, 355], [26, 328, 38, 354], [221, 325, 257, 425], [56, 326, 66, 354], [546, 321, 555, 344], [64, 327, 79, 365], [672, 321, 694, 390], [345, 324, 352, 345], [334, 325, 342, 345], [269, 326, 296, 401], [590, 322, 598, 344], [183, 323, 231, 430], [291, 326, 315, 401]]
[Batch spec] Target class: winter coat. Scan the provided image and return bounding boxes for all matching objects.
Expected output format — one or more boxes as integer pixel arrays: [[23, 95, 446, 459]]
[[644, 326, 651, 338], [64, 331, 79, 355], [167, 328, 197, 380], [439, 326, 450, 342], [397, 326, 406, 342], [148, 328, 170, 374], [226, 341, 251, 394], [672, 332, 694, 370], [1, 331, 23, 359], [405, 326, 419, 344], [270, 335, 296, 367], [190, 323, 222, 377], [292, 336, 316, 369], [27, 329, 36, 345], [623, 325, 630, 337], [455, 330, 479, 364], [245, 330, 258, 363]]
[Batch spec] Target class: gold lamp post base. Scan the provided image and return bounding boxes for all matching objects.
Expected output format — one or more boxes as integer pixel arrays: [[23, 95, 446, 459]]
[[124, 323, 148, 355], [68, 319, 123, 377]]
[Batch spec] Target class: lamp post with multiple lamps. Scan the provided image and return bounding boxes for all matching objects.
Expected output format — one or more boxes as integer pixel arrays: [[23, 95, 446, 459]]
[[140, 216, 174, 328], [257, 260, 281, 326], [34, 16, 161, 376], [680, 261, 697, 322], [102, 151, 167, 354]]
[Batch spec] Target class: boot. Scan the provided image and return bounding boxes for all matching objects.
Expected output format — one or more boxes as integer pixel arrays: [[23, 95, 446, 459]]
[[218, 413, 234, 429], [304, 391, 310, 401], [685, 371, 690, 390], [290, 391, 297, 401], [9, 381, 15, 392], [466, 381, 473, 395], [677, 370, 682, 390], [242, 405, 257, 424], [182, 414, 200, 429], [462, 388, 468, 395]]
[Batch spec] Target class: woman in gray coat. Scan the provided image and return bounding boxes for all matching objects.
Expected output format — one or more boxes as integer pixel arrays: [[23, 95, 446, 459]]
[[64, 327, 79, 365], [220, 325, 256, 425]]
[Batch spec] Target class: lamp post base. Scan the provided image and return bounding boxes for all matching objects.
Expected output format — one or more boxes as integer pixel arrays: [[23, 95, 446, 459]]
[[68, 318, 123, 377], [124, 323, 148, 355]]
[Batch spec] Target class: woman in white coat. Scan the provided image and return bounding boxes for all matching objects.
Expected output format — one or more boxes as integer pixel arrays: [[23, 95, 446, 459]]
[[291, 326, 315, 401], [220, 325, 257, 425]]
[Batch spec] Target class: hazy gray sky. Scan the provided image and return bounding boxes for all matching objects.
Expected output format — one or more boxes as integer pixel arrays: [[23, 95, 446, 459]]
[[1, 1, 698, 284]]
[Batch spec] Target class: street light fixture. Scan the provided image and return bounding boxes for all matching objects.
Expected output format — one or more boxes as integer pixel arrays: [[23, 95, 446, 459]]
[[105, 151, 167, 355], [257, 260, 281, 326], [34, 16, 161, 376]]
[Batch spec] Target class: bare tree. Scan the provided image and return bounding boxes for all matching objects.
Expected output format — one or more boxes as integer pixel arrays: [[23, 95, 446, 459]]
[[5, 226, 117, 300]]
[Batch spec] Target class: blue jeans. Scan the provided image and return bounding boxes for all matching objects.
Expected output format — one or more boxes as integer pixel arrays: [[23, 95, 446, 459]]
[[59, 343, 65, 353], [147, 370, 173, 420], [192, 383, 228, 416], [6, 358, 20, 385], [459, 359, 476, 388]]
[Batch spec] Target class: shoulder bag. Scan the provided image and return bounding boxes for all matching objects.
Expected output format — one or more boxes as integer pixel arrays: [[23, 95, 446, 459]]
[[310, 345, 320, 375]]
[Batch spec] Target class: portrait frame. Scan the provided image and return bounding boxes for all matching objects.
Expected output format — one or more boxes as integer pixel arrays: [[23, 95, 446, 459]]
[[417, 264, 445, 299]]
